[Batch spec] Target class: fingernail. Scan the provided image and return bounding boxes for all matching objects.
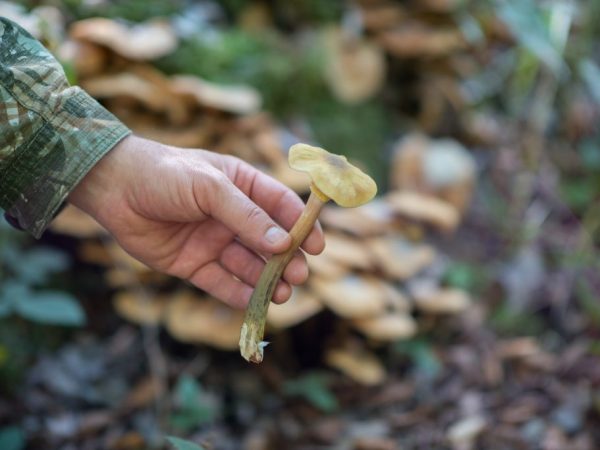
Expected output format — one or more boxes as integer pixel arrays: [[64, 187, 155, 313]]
[[265, 226, 287, 244]]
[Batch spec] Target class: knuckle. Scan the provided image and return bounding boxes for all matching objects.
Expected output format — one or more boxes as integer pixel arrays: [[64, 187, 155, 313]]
[[205, 167, 229, 190], [243, 204, 265, 227], [198, 168, 229, 209]]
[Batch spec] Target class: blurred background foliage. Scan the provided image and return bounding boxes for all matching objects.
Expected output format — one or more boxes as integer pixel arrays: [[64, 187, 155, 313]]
[[1, 0, 600, 448]]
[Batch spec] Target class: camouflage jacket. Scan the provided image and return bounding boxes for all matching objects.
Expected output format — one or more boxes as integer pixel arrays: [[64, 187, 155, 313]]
[[0, 17, 130, 237]]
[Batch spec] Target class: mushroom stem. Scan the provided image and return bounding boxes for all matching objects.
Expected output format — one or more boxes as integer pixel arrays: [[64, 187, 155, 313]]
[[240, 188, 327, 363]]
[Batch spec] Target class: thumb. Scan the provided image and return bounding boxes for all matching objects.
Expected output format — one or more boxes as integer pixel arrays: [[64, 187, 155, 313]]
[[206, 174, 292, 254]]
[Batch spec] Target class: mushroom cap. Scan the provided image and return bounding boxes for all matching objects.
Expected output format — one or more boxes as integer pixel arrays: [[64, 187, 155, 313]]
[[170, 75, 261, 115], [386, 191, 460, 232], [58, 40, 107, 78], [288, 144, 377, 207], [165, 293, 244, 349], [323, 27, 386, 104], [306, 253, 347, 279], [70, 18, 177, 60], [409, 281, 471, 314], [320, 232, 374, 271], [325, 343, 386, 386], [351, 313, 417, 341], [267, 288, 323, 329], [311, 275, 389, 318], [368, 236, 436, 280], [319, 199, 392, 236], [113, 291, 167, 326]]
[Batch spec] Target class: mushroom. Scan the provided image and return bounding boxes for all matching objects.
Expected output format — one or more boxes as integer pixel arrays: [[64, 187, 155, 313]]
[[317, 232, 374, 271], [170, 75, 262, 115], [351, 313, 417, 341], [385, 191, 460, 233], [81, 68, 187, 124], [58, 40, 108, 78], [390, 134, 476, 212], [319, 199, 392, 236], [266, 288, 323, 329], [368, 236, 436, 280], [323, 27, 386, 104], [409, 281, 471, 314], [311, 275, 389, 318], [166, 293, 245, 350], [239, 143, 377, 363], [113, 291, 167, 326], [69, 18, 177, 61], [105, 267, 167, 288], [306, 253, 347, 279], [325, 342, 386, 386]]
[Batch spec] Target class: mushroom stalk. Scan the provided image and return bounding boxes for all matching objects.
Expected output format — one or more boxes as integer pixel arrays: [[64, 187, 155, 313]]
[[240, 188, 327, 363]]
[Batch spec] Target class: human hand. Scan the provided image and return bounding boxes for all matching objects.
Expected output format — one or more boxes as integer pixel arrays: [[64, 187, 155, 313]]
[[70, 135, 325, 309]]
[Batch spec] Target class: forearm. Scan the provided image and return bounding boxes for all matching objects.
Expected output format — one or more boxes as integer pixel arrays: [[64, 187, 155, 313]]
[[0, 17, 130, 237]]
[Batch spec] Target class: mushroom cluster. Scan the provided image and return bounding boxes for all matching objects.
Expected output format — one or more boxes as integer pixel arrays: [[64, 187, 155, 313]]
[[57, 16, 301, 185], [43, 14, 478, 385], [52, 132, 475, 382]]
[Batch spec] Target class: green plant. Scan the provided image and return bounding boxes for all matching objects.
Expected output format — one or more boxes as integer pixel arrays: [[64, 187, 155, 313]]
[[282, 371, 339, 413], [169, 375, 216, 432], [488, 302, 545, 336], [393, 339, 441, 379], [576, 277, 600, 327], [0, 216, 85, 327], [156, 28, 327, 117], [0, 426, 25, 450], [166, 436, 205, 450], [496, 0, 565, 76]]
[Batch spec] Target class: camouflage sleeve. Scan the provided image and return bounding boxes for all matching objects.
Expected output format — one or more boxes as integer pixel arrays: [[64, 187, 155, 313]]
[[0, 17, 130, 238]]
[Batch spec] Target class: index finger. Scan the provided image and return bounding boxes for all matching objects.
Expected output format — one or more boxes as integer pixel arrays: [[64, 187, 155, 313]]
[[232, 159, 325, 255]]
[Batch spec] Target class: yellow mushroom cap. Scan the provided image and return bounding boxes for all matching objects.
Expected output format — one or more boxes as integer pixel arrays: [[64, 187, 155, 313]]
[[289, 143, 377, 207]]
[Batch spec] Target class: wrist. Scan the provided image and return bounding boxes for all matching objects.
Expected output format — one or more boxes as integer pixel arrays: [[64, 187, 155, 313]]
[[69, 134, 138, 224]]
